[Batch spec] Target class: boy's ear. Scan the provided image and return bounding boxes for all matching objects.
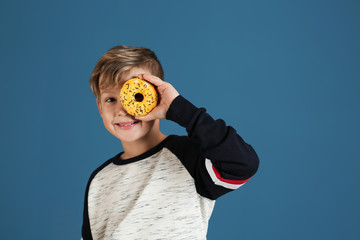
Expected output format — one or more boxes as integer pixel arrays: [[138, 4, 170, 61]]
[[96, 98, 102, 115]]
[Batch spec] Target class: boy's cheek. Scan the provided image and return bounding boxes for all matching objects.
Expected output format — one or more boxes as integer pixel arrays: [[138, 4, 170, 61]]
[[96, 99, 102, 114]]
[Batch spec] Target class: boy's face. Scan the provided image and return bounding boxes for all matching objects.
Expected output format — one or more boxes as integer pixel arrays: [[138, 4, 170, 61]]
[[97, 67, 158, 143]]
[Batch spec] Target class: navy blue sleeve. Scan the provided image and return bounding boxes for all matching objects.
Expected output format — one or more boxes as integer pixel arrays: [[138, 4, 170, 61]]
[[166, 95, 259, 199], [82, 159, 113, 240], [82, 179, 93, 240]]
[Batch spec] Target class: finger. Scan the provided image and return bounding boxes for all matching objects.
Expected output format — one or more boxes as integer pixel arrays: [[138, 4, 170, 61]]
[[138, 73, 164, 87], [135, 113, 153, 122]]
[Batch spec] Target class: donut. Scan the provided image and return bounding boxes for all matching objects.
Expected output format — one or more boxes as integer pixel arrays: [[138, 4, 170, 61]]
[[119, 78, 158, 116]]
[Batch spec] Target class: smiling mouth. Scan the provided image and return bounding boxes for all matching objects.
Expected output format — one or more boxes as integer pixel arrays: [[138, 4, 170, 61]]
[[115, 121, 140, 127]]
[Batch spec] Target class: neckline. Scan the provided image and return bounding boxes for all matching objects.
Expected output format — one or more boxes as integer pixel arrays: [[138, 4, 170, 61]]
[[112, 135, 174, 165]]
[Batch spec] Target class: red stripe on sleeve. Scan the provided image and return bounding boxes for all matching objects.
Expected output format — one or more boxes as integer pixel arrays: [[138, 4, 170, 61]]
[[212, 165, 250, 185]]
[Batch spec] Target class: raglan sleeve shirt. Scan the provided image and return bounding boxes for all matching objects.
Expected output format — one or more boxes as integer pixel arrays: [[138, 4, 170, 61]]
[[165, 95, 259, 200], [82, 95, 260, 239]]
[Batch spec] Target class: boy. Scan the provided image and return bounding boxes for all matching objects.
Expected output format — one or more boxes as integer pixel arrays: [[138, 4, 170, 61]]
[[82, 46, 259, 240]]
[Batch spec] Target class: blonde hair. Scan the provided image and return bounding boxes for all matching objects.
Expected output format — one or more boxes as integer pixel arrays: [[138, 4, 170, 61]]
[[89, 46, 164, 98]]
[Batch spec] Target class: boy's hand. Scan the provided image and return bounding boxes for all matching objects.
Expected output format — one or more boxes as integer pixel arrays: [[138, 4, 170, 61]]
[[135, 73, 180, 121]]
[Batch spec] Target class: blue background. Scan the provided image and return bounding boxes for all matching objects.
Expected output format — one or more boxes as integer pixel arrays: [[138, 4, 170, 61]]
[[1, 0, 359, 239]]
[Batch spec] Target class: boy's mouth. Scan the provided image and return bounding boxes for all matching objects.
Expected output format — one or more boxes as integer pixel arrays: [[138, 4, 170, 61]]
[[115, 120, 140, 127]]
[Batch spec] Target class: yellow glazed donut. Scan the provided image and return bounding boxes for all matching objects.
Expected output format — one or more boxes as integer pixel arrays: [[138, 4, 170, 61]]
[[119, 78, 158, 116]]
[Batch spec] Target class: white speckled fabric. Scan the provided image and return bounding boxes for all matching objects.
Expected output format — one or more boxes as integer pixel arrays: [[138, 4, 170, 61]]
[[88, 148, 215, 240]]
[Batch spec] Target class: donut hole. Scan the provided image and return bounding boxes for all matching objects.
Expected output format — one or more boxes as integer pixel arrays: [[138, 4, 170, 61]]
[[135, 93, 144, 102]]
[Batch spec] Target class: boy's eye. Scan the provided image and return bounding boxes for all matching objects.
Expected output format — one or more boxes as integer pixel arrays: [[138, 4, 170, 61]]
[[105, 97, 116, 102]]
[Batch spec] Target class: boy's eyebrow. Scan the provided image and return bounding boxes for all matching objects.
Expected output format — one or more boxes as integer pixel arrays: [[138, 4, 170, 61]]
[[100, 90, 117, 95]]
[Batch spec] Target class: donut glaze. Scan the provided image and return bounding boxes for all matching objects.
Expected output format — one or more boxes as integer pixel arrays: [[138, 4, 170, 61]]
[[119, 78, 158, 116]]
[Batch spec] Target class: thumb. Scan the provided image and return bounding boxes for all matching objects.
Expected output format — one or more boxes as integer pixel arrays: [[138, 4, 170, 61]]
[[135, 114, 152, 122]]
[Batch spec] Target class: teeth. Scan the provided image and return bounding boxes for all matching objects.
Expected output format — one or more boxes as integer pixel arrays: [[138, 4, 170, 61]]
[[119, 121, 137, 126]]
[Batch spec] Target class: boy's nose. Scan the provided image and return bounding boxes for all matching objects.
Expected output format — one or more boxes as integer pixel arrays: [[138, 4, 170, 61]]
[[116, 103, 129, 116]]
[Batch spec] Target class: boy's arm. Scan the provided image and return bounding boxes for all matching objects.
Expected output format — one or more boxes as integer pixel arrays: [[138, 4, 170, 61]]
[[166, 95, 259, 199], [136, 74, 259, 199]]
